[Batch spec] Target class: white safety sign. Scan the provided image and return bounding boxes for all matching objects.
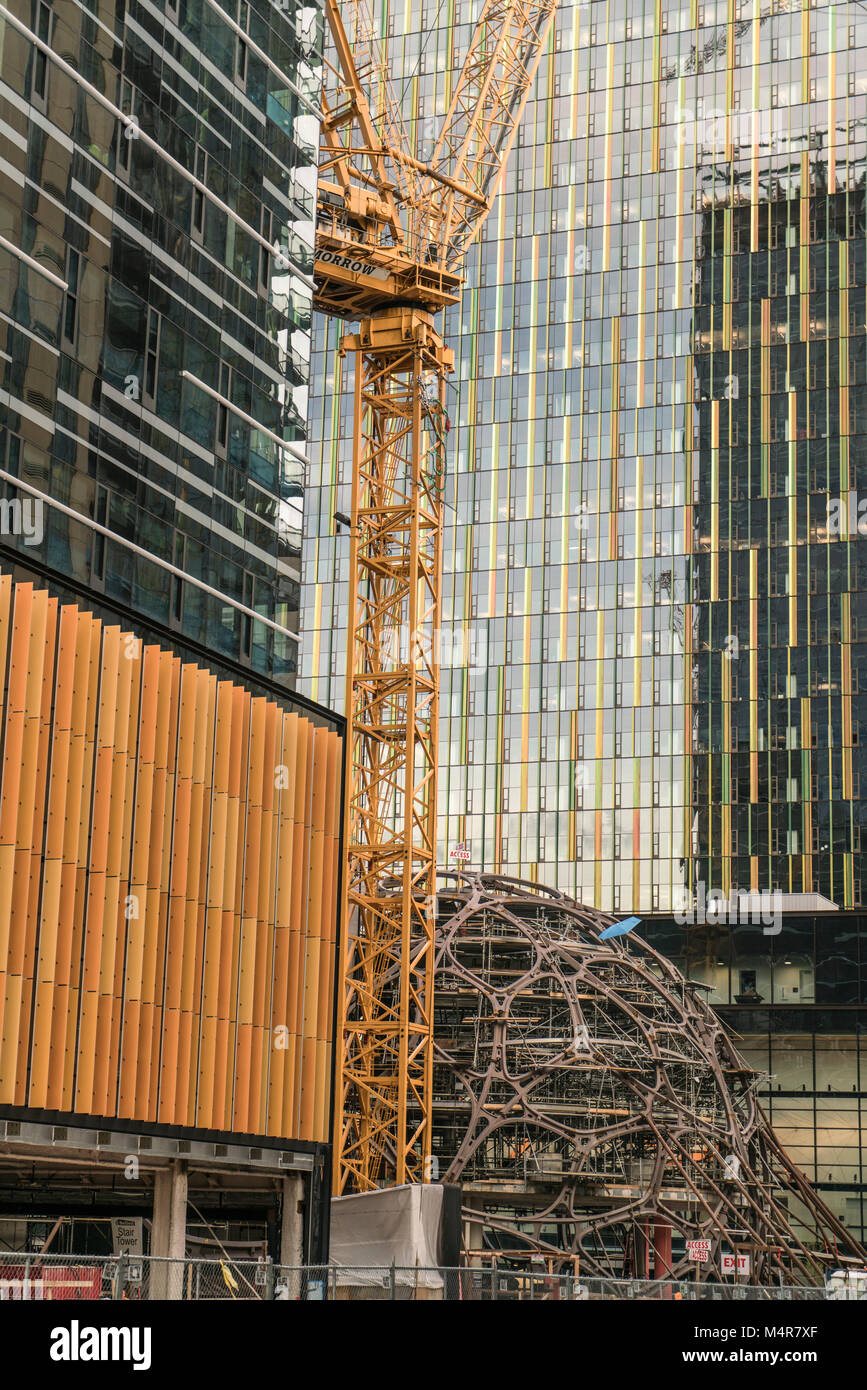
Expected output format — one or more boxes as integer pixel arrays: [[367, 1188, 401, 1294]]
[[686, 1239, 711, 1262]]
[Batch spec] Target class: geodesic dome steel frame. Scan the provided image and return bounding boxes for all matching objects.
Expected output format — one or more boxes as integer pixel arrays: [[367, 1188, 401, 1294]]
[[432, 872, 866, 1284]]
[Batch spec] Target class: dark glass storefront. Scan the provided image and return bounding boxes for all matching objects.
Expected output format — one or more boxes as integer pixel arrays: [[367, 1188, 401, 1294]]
[[645, 913, 867, 1243]]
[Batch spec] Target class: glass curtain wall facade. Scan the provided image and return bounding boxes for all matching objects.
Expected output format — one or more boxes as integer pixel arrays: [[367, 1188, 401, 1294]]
[[301, 0, 867, 1244], [0, 0, 322, 684], [303, 0, 867, 910], [691, 183, 867, 907]]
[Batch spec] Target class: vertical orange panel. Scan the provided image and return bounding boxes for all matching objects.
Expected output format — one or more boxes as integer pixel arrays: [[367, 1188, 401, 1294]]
[[68, 613, 102, 1111], [300, 728, 328, 1141], [269, 713, 298, 1135], [0, 586, 46, 1103], [84, 619, 111, 1106], [30, 604, 78, 1108], [234, 698, 265, 1132], [136, 649, 177, 1120], [118, 645, 160, 1118], [314, 730, 342, 1142], [19, 591, 55, 1104], [150, 655, 180, 1115], [252, 700, 278, 1134], [18, 591, 56, 1100], [0, 583, 28, 1101], [43, 607, 81, 1111], [79, 625, 121, 1113], [217, 686, 247, 1132], [0, 575, 12, 737], [101, 629, 141, 1115], [159, 663, 196, 1123], [198, 680, 233, 1129], [290, 719, 313, 1138], [182, 670, 216, 1127], [56, 608, 101, 1110], [0, 574, 12, 1084]]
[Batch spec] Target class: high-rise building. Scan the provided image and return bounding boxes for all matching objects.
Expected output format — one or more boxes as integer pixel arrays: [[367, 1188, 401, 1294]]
[[0, 0, 343, 1269], [302, 1, 867, 1244], [0, 0, 322, 684]]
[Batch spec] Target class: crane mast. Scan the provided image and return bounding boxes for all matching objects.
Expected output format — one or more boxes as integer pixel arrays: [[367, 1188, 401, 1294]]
[[314, 0, 558, 1193]]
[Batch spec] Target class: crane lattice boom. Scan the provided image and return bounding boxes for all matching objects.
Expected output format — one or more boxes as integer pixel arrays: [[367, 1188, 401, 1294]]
[[315, 0, 558, 1194]]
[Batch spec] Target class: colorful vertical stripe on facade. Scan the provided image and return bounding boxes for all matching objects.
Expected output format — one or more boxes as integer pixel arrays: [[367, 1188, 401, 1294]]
[[302, 0, 867, 915]]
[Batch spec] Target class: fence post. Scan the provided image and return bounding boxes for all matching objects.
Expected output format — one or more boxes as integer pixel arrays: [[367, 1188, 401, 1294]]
[[330, 1265, 337, 1301], [23, 1256, 31, 1302], [265, 1256, 274, 1301], [389, 1262, 396, 1300], [115, 1253, 126, 1300]]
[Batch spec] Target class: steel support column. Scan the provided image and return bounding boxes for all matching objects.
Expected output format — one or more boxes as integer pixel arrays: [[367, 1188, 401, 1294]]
[[653, 1220, 673, 1279]]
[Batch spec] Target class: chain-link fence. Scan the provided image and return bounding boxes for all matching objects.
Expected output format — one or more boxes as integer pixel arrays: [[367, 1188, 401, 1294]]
[[0, 1251, 840, 1300]]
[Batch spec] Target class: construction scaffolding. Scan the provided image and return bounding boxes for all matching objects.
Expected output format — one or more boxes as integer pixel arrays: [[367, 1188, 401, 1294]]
[[430, 873, 867, 1285]]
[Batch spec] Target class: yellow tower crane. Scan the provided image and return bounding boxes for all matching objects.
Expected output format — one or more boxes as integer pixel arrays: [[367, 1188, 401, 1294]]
[[314, 0, 558, 1193]]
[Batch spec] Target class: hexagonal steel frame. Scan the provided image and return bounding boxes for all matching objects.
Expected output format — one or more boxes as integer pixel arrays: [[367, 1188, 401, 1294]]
[[432, 873, 866, 1284]]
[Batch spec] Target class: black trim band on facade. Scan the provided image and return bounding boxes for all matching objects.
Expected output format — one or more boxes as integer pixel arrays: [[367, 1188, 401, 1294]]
[[0, 1201, 288, 1218], [0, 1103, 327, 1158], [717, 1008, 867, 1032], [0, 547, 344, 734]]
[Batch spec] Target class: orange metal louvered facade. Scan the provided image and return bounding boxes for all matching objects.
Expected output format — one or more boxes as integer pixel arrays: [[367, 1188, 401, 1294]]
[[0, 577, 342, 1144]]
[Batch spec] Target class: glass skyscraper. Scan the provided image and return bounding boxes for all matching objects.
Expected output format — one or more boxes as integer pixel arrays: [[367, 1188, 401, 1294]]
[[302, 0, 867, 1242], [0, 0, 322, 684]]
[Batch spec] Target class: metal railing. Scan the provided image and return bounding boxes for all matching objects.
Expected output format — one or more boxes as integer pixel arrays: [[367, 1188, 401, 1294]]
[[0, 1252, 837, 1300]]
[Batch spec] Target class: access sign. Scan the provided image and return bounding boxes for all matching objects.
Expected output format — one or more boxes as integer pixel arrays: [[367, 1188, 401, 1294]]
[[686, 1239, 711, 1263]]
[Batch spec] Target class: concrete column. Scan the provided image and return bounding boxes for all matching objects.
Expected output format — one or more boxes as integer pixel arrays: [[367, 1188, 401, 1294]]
[[280, 1174, 305, 1299], [151, 1160, 188, 1299], [461, 1191, 489, 1276]]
